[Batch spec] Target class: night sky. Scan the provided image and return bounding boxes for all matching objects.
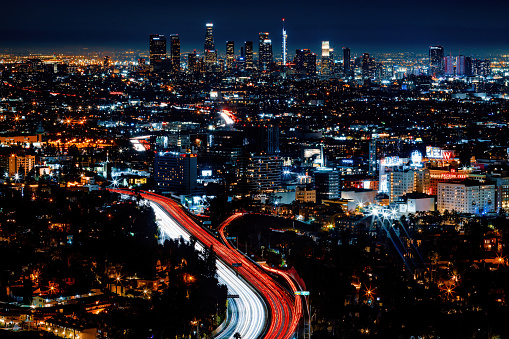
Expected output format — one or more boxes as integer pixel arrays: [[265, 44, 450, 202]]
[[2, 0, 509, 56]]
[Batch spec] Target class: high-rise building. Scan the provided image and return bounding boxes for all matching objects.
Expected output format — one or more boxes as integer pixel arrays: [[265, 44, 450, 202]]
[[444, 55, 455, 76], [154, 149, 198, 195], [368, 138, 377, 176], [245, 41, 254, 69], [429, 46, 444, 76], [204, 23, 217, 71], [294, 49, 316, 76], [149, 34, 167, 73], [361, 53, 376, 79], [314, 168, 340, 202], [456, 55, 465, 76], [236, 153, 283, 193], [226, 41, 235, 70], [465, 56, 473, 76], [343, 47, 351, 75], [437, 181, 495, 215], [320, 41, 331, 76], [282, 19, 288, 67], [473, 59, 491, 76], [187, 50, 202, 74], [170, 34, 180, 73], [258, 32, 273, 71]]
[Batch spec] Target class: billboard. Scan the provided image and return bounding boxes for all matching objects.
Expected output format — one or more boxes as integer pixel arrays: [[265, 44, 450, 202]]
[[426, 146, 455, 160]]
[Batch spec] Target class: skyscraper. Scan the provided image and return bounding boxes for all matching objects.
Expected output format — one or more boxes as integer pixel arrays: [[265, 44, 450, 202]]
[[294, 49, 316, 76], [188, 51, 198, 74], [204, 23, 217, 71], [154, 150, 197, 195], [282, 19, 287, 67], [429, 45, 444, 76], [456, 55, 465, 76], [258, 32, 273, 71], [320, 41, 331, 76], [343, 47, 351, 75], [226, 41, 235, 70], [444, 55, 455, 76], [149, 34, 167, 73], [245, 41, 254, 69], [170, 34, 180, 73]]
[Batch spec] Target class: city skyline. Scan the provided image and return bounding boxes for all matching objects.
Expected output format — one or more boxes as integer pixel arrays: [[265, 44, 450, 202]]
[[2, 0, 509, 56]]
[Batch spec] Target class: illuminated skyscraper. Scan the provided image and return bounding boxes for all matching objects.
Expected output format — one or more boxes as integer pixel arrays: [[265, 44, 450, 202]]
[[205, 23, 215, 51], [204, 23, 217, 71], [188, 51, 198, 74], [456, 55, 465, 76], [149, 34, 166, 73], [258, 32, 273, 71], [343, 47, 350, 75], [320, 41, 331, 76], [226, 41, 235, 70], [429, 45, 444, 76], [245, 41, 254, 69], [294, 49, 316, 76], [282, 19, 287, 67], [170, 34, 180, 73], [444, 55, 454, 76]]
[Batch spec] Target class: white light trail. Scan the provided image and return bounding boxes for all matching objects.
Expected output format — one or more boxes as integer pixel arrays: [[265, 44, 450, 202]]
[[150, 202, 266, 339]]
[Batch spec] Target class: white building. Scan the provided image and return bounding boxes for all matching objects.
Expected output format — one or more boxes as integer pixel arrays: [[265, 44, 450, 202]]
[[387, 170, 415, 202], [437, 181, 495, 215]]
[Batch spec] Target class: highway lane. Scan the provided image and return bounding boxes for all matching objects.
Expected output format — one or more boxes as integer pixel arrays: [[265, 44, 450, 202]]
[[110, 189, 300, 339], [150, 200, 267, 339]]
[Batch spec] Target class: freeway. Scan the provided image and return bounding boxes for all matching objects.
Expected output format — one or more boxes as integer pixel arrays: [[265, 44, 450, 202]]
[[109, 189, 300, 339], [147, 199, 267, 339]]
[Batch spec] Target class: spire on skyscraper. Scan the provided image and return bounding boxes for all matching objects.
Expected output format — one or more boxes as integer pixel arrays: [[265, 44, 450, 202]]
[[282, 18, 287, 67]]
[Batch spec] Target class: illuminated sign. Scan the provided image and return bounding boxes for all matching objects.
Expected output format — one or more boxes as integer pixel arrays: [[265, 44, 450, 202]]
[[410, 150, 423, 167], [426, 146, 442, 159], [426, 146, 455, 160], [202, 170, 212, 177], [442, 150, 454, 160], [430, 173, 467, 180], [382, 156, 401, 167]]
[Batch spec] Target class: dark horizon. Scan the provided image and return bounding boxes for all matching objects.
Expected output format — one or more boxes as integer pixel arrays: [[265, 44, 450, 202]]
[[2, 0, 509, 58]]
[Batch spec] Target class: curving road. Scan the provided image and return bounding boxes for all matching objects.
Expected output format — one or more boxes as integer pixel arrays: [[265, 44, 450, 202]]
[[150, 199, 266, 339], [110, 189, 301, 339]]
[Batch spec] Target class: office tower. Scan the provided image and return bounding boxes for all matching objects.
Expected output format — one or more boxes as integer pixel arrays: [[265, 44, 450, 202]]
[[188, 50, 199, 74], [204, 23, 217, 71], [429, 45, 444, 76], [320, 41, 331, 76], [243, 126, 280, 154], [294, 49, 316, 76], [465, 56, 473, 76], [226, 41, 235, 70], [361, 53, 375, 79], [149, 34, 167, 73], [154, 150, 197, 195], [473, 59, 491, 76], [456, 55, 465, 76], [314, 168, 340, 202], [245, 41, 254, 69], [282, 19, 287, 67], [258, 32, 273, 71], [444, 55, 455, 75], [236, 153, 283, 193], [170, 34, 180, 73], [368, 138, 377, 176], [343, 47, 351, 75], [205, 23, 215, 51]]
